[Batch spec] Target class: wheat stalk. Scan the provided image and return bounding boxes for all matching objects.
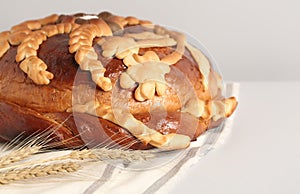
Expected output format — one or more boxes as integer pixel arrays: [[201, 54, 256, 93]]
[[93, 148, 154, 161], [46, 148, 154, 162], [0, 125, 156, 185], [0, 162, 80, 185], [0, 148, 154, 171], [0, 146, 41, 168], [0, 148, 154, 185]]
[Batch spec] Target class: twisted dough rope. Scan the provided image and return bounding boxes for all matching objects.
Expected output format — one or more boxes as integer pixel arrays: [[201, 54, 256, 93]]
[[69, 22, 113, 91], [0, 14, 63, 85], [17, 23, 80, 84], [0, 14, 59, 58], [69, 15, 153, 91], [8, 14, 59, 47]]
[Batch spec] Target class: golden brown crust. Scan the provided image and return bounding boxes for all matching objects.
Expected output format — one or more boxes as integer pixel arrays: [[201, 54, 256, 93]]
[[0, 12, 237, 150]]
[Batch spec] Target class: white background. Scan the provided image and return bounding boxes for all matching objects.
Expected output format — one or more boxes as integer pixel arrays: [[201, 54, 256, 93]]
[[0, 0, 299, 82]]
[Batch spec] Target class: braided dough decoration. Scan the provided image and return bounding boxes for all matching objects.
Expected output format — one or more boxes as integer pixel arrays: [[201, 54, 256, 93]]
[[16, 23, 80, 85], [69, 23, 113, 91], [19, 56, 54, 85], [0, 12, 238, 150]]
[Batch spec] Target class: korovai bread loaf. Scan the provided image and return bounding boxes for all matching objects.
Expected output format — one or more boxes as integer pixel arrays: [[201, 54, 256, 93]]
[[0, 12, 237, 150]]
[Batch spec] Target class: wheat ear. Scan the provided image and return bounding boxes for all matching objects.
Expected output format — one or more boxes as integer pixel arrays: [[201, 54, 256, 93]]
[[93, 148, 154, 161], [0, 162, 80, 185], [0, 146, 41, 168], [46, 148, 154, 162]]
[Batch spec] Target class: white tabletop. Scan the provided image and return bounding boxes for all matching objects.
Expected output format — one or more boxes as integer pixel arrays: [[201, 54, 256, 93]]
[[170, 82, 300, 194]]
